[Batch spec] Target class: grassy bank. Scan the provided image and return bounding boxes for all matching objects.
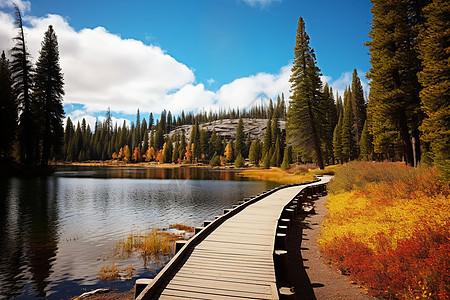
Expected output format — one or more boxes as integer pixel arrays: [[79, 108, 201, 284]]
[[318, 162, 449, 299], [239, 164, 336, 184]]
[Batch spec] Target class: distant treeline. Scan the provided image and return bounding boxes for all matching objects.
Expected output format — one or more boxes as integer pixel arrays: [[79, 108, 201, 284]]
[[62, 96, 289, 168]]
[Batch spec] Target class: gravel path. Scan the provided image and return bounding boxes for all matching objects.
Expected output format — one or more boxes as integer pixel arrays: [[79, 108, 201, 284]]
[[286, 194, 376, 300]]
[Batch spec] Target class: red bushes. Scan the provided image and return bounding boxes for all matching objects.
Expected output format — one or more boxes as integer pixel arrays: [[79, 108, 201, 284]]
[[322, 227, 450, 299]]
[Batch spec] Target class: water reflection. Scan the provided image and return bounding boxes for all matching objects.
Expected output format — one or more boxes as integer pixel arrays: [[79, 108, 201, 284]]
[[0, 167, 279, 299], [0, 177, 59, 299], [55, 165, 242, 181]]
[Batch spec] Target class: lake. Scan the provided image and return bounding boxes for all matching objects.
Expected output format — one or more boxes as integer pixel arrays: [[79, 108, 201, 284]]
[[0, 166, 279, 299]]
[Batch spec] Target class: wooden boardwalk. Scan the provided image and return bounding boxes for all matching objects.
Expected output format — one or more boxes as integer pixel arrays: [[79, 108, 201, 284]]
[[136, 176, 331, 300]]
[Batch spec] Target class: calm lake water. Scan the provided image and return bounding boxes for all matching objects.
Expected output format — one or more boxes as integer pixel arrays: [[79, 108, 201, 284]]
[[0, 166, 279, 299]]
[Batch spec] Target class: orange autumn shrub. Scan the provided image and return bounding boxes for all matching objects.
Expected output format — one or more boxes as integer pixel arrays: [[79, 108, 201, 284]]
[[319, 161, 450, 299]]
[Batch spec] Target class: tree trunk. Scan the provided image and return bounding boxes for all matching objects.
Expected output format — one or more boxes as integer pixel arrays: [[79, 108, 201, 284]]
[[398, 111, 414, 167]]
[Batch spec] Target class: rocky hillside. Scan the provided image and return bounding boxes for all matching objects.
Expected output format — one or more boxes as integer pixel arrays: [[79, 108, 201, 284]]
[[168, 118, 285, 142]]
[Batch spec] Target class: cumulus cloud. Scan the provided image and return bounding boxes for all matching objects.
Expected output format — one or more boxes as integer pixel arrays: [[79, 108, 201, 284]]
[[0, 12, 195, 115], [0, 0, 31, 13], [242, 0, 282, 8], [323, 70, 370, 101], [0, 7, 368, 128]]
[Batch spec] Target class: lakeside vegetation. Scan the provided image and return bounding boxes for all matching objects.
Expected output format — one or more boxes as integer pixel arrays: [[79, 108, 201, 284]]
[[319, 161, 449, 299]]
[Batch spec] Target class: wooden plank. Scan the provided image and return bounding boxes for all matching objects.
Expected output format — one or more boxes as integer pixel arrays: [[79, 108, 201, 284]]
[[162, 282, 273, 298], [192, 247, 273, 258], [174, 266, 274, 281], [158, 288, 267, 300], [178, 263, 275, 277], [167, 272, 274, 286], [165, 276, 274, 293], [197, 240, 273, 250], [180, 261, 275, 274], [185, 255, 273, 267]]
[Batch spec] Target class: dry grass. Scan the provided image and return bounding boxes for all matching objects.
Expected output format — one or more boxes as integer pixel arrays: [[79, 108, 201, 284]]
[[98, 263, 121, 281], [169, 224, 195, 233], [239, 164, 338, 184], [114, 228, 181, 267], [239, 167, 315, 184]]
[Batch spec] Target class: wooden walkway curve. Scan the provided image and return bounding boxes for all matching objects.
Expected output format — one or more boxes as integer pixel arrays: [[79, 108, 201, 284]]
[[136, 176, 332, 300]]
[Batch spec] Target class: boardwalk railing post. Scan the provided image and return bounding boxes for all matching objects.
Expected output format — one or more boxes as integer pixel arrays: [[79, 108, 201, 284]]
[[194, 227, 203, 234], [279, 287, 296, 300], [279, 218, 291, 230], [135, 278, 152, 299], [174, 240, 187, 254], [274, 249, 288, 282], [275, 233, 287, 250]]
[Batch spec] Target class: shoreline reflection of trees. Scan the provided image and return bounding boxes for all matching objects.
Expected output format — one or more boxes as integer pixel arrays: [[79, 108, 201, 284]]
[[0, 177, 59, 298]]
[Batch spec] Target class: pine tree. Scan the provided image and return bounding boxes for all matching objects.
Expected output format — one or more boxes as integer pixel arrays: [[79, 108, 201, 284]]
[[154, 122, 164, 150], [333, 112, 344, 163], [271, 138, 281, 167], [179, 131, 187, 161], [322, 83, 337, 164], [287, 17, 325, 169], [234, 117, 245, 157], [359, 120, 373, 161], [0, 51, 17, 160], [351, 69, 366, 148], [135, 109, 141, 148], [262, 119, 272, 159], [249, 140, 261, 166], [33, 25, 65, 166], [341, 87, 355, 161], [149, 113, 154, 130], [244, 133, 251, 159], [281, 147, 291, 171], [417, 0, 449, 176], [11, 5, 35, 164], [366, 0, 424, 166], [63, 117, 74, 161]]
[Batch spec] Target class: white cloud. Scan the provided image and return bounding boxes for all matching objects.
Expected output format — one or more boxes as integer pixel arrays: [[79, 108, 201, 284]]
[[242, 0, 282, 8], [215, 64, 291, 109], [0, 12, 195, 115], [65, 110, 130, 131], [323, 70, 370, 101], [0, 0, 31, 13], [0, 8, 368, 126]]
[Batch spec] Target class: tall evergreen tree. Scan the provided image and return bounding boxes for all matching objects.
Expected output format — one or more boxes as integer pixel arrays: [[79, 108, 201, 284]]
[[135, 109, 141, 147], [417, 0, 449, 176], [366, 0, 424, 166], [333, 112, 344, 163], [249, 139, 261, 166], [359, 120, 373, 161], [351, 69, 367, 148], [33, 25, 65, 166], [262, 119, 272, 159], [341, 87, 355, 161], [286, 17, 325, 169], [234, 117, 245, 157], [0, 51, 17, 161], [322, 83, 337, 164], [11, 5, 35, 164]]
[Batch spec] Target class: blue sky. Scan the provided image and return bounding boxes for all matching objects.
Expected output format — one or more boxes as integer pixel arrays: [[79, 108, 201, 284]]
[[0, 0, 372, 126]]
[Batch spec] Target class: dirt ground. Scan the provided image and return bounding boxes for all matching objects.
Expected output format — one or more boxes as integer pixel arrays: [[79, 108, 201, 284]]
[[286, 195, 375, 300]]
